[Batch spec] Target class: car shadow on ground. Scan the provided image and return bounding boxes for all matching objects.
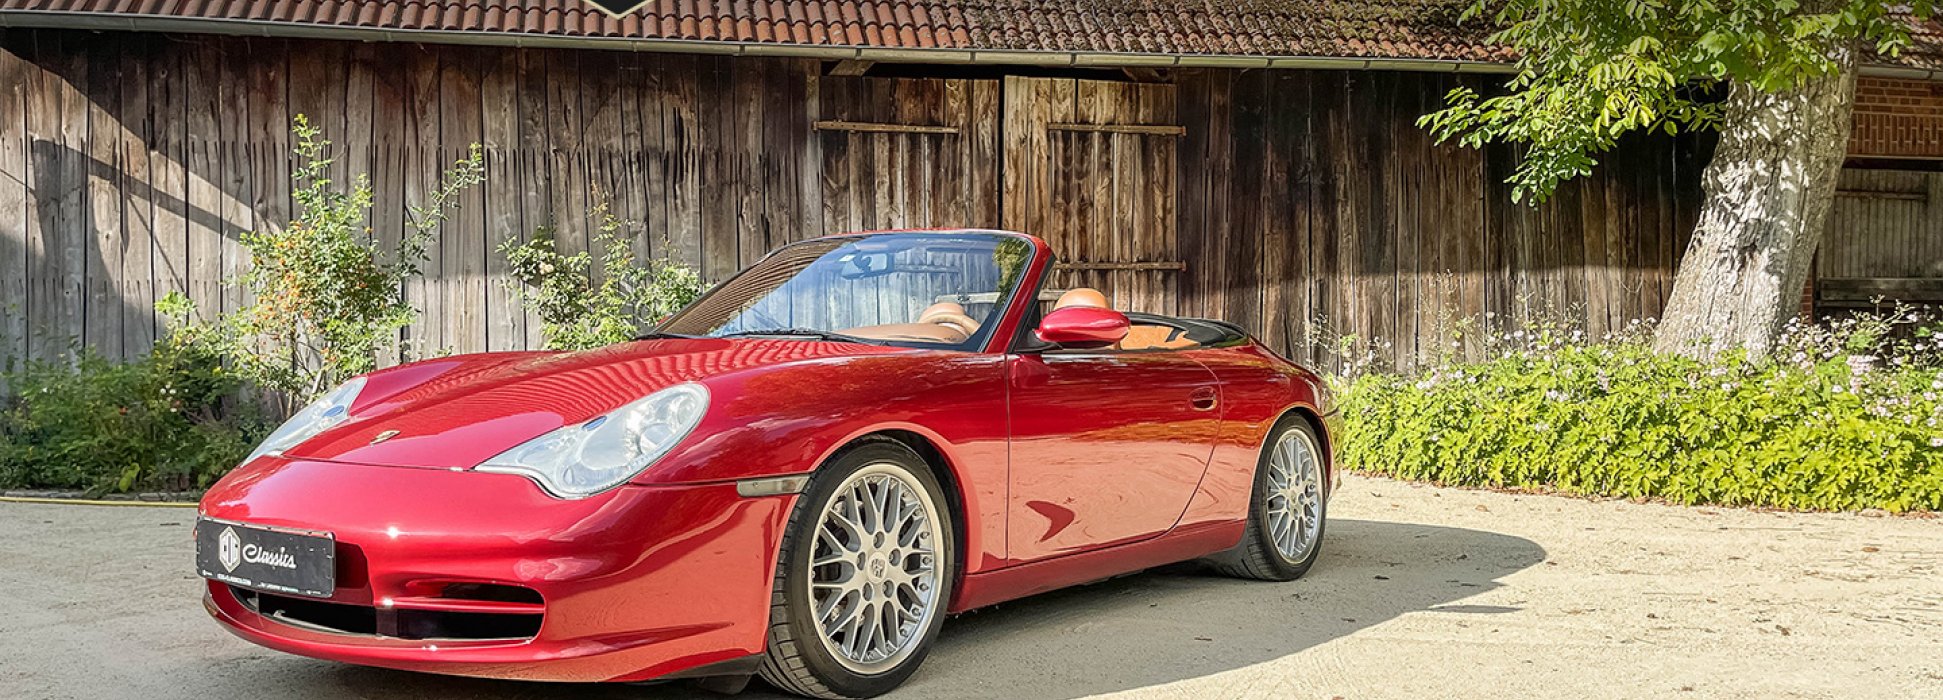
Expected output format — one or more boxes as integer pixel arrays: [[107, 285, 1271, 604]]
[[285, 518, 1544, 699]]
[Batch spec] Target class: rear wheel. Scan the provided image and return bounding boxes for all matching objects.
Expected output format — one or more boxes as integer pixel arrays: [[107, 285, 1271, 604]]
[[1208, 417, 1327, 581], [758, 440, 954, 699]]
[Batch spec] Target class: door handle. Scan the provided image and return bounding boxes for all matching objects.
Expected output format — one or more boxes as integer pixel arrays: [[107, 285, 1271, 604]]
[[1190, 387, 1218, 411]]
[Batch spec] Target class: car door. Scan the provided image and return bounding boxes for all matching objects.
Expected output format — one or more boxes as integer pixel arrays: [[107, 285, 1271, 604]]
[[1004, 350, 1221, 563]]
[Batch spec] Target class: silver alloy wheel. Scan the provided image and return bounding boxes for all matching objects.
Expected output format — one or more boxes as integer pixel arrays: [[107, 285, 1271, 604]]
[[806, 463, 944, 675], [1264, 428, 1324, 563]]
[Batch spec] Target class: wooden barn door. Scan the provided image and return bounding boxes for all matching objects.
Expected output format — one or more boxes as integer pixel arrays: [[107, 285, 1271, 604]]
[[1002, 77, 1182, 315], [813, 76, 1001, 235], [1816, 169, 1943, 311]]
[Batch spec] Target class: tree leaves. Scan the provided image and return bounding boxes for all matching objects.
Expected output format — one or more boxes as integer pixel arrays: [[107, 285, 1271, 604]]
[[499, 198, 706, 351], [1424, 0, 1936, 203], [1338, 309, 1943, 512], [157, 115, 487, 410]]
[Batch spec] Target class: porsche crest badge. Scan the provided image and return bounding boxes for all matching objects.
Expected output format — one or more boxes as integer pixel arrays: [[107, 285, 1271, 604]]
[[217, 526, 242, 572]]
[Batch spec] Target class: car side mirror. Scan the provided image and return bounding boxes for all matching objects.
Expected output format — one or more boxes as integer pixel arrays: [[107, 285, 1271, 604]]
[[1035, 306, 1130, 349]]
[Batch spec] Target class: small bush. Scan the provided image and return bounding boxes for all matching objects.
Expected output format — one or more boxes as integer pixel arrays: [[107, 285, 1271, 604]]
[[162, 115, 485, 411], [0, 341, 268, 493], [501, 198, 705, 351], [1339, 309, 1943, 512]]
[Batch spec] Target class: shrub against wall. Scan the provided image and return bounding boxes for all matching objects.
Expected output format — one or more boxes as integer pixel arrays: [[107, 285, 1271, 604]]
[[501, 198, 705, 352], [0, 341, 267, 493], [0, 122, 717, 493], [161, 115, 485, 411], [0, 113, 490, 493], [1339, 310, 1943, 512]]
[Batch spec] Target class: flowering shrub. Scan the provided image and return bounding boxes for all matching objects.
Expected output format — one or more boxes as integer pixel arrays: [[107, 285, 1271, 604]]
[[0, 340, 267, 493], [501, 198, 705, 351], [1338, 308, 1943, 512], [161, 115, 485, 411]]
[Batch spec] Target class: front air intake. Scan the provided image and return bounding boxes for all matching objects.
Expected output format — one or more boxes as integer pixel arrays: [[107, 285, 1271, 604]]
[[235, 585, 543, 641]]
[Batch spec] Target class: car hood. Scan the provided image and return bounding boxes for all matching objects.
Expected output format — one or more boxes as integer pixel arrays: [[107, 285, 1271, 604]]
[[281, 338, 906, 469]]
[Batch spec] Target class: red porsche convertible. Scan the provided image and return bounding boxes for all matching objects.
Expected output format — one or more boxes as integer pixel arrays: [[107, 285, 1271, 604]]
[[196, 229, 1337, 698]]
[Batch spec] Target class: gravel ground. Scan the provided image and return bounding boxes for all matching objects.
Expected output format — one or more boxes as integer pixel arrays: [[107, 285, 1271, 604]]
[[3, 474, 1938, 700]]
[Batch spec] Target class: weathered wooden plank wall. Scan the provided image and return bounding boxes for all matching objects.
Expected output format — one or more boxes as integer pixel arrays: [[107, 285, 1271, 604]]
[[1815, 168, 1943, 310], [1002, 76, 1183, 317], [815, 75, 1000, 235], [1, 28, 1731, 381], [0, 30, 818, 373], [1178, 69, 1713, 371], [1821, 169, 1943, 280]]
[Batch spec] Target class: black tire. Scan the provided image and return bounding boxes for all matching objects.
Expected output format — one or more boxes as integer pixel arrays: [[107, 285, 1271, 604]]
[[757, 440, 956, 699], [1206, 417, 1327, 581]]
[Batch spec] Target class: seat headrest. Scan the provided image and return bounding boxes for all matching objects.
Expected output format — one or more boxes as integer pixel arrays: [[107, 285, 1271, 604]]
[[919, 301, 967, 317], [1054, 288, 1109, 310]]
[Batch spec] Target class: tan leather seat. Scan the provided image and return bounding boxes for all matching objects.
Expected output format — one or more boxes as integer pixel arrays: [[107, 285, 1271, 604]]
[[841, 322, 969, 343], [1049, 288, 1197, 351], [1054, 288, 1109, 310], [916, 301, 981, 336], [1119, 324, 1198, 351]]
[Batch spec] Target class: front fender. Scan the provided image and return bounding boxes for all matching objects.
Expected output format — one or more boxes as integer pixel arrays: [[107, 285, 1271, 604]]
[[634, 350, 1012, 572]]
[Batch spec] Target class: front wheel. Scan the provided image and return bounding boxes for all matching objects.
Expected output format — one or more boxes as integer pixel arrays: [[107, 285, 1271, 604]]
[[757, 440, 955, 699], [1207, 417, 1327, 581]]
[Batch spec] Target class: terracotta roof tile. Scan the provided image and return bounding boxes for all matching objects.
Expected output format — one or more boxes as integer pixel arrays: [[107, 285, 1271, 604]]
[[0, 0, 1936, 70]]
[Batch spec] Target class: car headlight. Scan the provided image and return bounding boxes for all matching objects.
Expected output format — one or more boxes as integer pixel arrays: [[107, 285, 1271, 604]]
[[245, 377, 367, 465], [479, 383, 709, 499]]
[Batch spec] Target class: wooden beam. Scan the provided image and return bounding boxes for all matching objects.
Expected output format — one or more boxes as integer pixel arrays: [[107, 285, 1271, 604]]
[[1835, 188, 1927, 202], [1054, 261, 1189, 272], [813, 120, 960, 134], [1047, 122, 1186, 136], [1817, 277, 1943, 292], [828, 60, 874, 77]]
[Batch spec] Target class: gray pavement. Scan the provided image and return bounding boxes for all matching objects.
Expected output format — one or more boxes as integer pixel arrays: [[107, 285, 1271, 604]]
[[3, 475, 1936, 699]]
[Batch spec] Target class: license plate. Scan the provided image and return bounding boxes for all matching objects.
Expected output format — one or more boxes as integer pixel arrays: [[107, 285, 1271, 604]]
[[196, 517, 336, 599]]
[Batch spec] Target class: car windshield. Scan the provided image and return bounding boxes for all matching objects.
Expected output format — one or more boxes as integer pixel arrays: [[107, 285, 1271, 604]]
[[657, 232, 1037, 350]]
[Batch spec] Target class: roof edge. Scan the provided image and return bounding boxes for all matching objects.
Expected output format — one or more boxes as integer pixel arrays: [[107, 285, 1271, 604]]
[[0, 10, 1519, 74], [0, 9, 1935, 80]]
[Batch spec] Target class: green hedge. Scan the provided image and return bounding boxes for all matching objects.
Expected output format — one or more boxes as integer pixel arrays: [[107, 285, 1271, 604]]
[[0, 342, 267, 494], [1339, 322, 1943, 513]]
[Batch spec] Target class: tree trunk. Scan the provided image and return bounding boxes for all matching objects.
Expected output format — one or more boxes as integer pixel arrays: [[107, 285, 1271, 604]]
[[1652, 50, 1859, 359]]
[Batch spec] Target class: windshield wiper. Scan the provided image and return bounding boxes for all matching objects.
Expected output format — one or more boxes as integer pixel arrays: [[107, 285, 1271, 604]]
[[634, 331, 703, 341], [717, 328, 875, 344]]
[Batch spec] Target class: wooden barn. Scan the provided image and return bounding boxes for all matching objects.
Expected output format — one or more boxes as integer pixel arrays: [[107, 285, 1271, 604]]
[[0, 0, 1939, 375]]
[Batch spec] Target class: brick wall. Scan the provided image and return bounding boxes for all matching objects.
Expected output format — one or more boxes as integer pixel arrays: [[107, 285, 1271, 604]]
[[1850, 77, 1943, 158]]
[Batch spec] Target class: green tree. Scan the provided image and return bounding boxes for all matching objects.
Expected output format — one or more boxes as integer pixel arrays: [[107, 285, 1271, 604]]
[[1420, 0, 1936, 358]]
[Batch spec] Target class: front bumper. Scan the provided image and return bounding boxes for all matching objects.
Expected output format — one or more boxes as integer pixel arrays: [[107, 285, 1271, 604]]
[[199, 457, 795, 682]]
